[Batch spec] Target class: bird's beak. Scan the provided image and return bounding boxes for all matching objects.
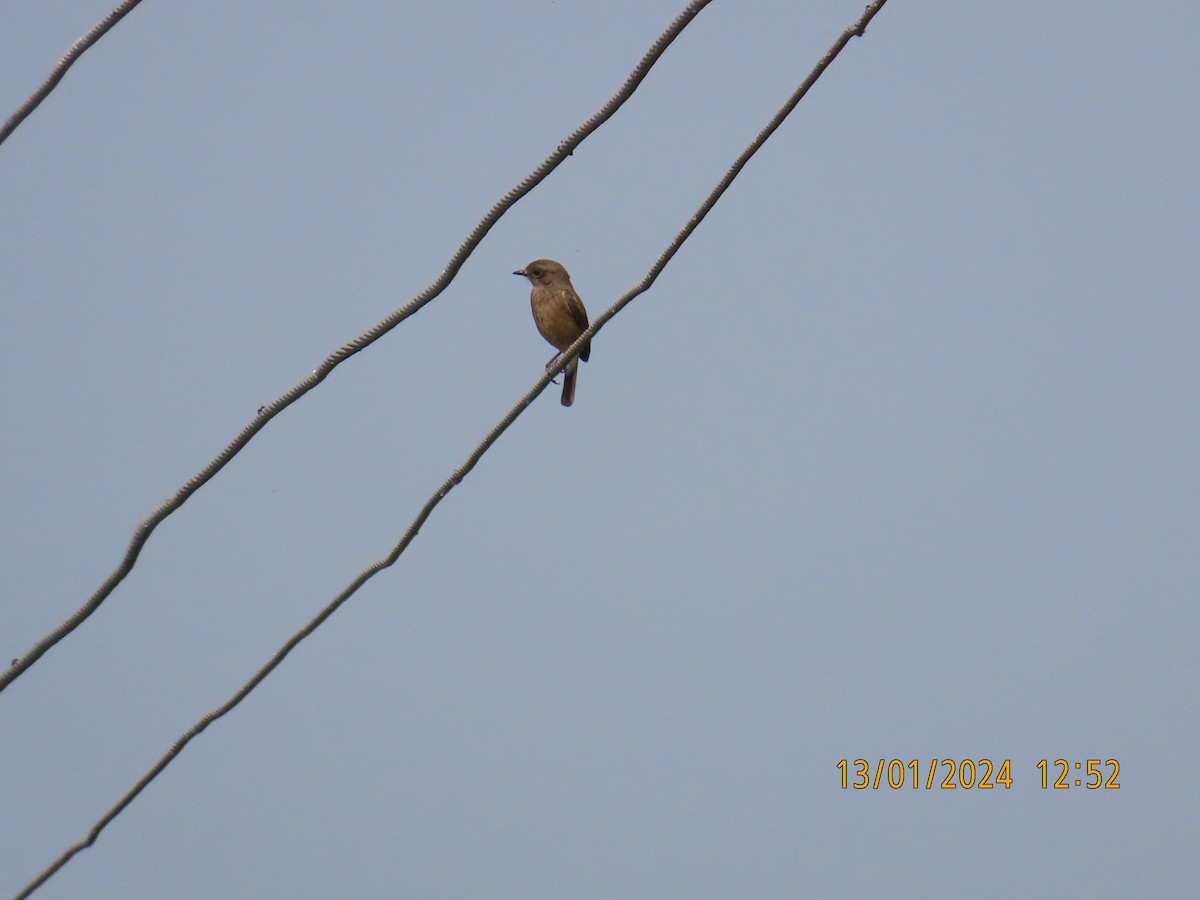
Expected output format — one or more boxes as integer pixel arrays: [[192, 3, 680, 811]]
[[513, 269, 526, 277]]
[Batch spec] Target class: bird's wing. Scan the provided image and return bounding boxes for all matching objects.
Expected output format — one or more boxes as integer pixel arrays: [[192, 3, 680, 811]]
[[565, 290, 589, 331]]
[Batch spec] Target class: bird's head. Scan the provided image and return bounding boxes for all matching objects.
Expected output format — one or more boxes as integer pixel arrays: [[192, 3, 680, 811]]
[[513, 259, 569, 286]]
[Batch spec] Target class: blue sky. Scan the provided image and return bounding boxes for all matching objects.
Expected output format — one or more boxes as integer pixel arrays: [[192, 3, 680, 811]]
[[2, 1, 1197, 897]]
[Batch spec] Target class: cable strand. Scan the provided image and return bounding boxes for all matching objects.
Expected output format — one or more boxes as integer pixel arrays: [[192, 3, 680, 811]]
[[0, 0, 147, 147]]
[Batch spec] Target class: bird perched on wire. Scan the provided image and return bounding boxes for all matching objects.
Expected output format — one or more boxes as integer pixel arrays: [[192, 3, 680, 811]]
[[513, 259, 591, 407]]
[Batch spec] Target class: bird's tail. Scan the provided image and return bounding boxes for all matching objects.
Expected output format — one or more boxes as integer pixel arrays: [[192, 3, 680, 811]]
[[560, 359, 578, 407]]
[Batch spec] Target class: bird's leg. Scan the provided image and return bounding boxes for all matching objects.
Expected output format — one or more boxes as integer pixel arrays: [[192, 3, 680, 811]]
[[544, 352, 564, 384]]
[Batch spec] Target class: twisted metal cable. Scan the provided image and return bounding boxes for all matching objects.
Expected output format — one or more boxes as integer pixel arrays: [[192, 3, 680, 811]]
[[13, 3, 890, 895], [0, 0, 148, 147], [0, 0, 715, 694]]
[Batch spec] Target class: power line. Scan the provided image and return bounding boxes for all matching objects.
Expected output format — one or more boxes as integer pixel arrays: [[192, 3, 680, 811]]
[[13, 2, 891, 895], [0, 0, 148, 147], [0, 0, 716, 695]]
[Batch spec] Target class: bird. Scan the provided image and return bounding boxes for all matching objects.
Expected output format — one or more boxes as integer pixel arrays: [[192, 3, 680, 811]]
[[513, 259, 590, 407]]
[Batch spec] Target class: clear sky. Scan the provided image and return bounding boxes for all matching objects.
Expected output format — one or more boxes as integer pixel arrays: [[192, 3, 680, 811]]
[[2, 1, 1197, 897]]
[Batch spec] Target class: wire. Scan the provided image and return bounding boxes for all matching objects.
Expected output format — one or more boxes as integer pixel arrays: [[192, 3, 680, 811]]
[[13, 3, 891, 896], [0, 0, 716, 695], [0, 0, 148, 148]]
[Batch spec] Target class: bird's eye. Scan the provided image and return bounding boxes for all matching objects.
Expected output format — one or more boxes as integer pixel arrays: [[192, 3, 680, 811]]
[[530, 268, 542, 277]]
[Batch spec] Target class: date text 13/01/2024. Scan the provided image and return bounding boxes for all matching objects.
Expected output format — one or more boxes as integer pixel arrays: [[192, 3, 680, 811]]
[[836, 759, 1122, 790]]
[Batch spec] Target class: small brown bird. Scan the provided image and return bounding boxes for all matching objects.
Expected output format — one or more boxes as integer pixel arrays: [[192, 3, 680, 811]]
[[513, 259, 591, 407]]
